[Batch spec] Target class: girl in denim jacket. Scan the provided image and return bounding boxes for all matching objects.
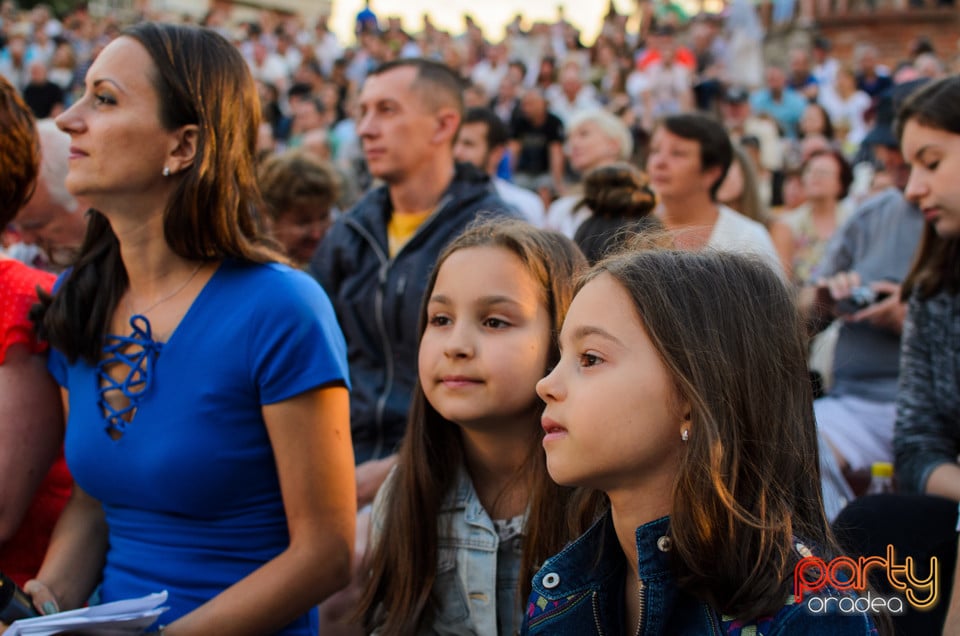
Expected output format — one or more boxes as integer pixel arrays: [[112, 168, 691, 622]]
[[527, 249, 882, 635], [359, 219, 599, 635]]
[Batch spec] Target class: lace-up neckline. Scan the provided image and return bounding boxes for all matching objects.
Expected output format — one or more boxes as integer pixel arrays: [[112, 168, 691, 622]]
[[97, 314, 163, 438]]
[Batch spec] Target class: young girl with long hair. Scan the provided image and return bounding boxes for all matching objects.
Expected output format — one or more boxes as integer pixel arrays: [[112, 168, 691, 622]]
[[527, 248, 878, 634], [359, 218, 596, 635], [834, 74, 960, 636]]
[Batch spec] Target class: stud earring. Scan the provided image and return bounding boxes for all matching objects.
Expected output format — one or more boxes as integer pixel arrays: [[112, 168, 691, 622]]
[[162, 166, 171, 177], [681, 429, 690, 442]]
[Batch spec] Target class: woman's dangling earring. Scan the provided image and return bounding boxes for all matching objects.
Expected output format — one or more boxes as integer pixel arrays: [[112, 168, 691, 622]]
[[681, 429, 690, 443], [162, 166, 171, 177]]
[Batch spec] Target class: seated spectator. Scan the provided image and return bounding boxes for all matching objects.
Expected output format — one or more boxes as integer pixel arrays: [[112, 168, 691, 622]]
[[508, 88, 565, 203], [12, 119, 88, 272], [572, 162, 660, 263], [720, 85, 784, 178], [716, 144, 793, 272], [787, 47, 819, 101], [799, 84, 926, 520], [528, 248, 876, 635], [818, 65, 872, 158], [750, 65, 808, 139], [833, 76, 960, 636], [258, 149, 340, 267], [779, 149, 854, 285], [546, 58, 600, 127], [22, 60, 63, 119], [454, 107, 546, 226], [854, 44, 892, 100], [628, 31, 695, 132], [646, 113, 781, 270], [546, 109, 633, 237], [0, 73, 70, 591]]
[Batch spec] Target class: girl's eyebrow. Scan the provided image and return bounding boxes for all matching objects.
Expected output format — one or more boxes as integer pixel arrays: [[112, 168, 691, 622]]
[[566, 324, 626, 349], [428, 294, 521, 307]]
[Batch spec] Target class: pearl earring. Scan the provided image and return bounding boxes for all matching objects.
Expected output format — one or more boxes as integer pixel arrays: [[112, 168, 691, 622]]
[[681, 429, 690, 442], [162, 166, 171, 177]]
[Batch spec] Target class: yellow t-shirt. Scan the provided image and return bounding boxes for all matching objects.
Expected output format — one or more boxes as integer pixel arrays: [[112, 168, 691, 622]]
[[387, 210, 433, 258]]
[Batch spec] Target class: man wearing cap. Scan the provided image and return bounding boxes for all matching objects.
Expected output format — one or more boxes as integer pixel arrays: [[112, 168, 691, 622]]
[[799, 81, 927, 520], [720, 85, 783, 174]]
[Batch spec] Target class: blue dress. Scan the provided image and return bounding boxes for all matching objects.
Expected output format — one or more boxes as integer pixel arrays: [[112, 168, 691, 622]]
[[48, 260, 350, 634]]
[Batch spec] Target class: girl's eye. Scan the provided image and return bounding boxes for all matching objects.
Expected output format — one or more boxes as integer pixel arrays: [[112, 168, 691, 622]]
[[483, 317, 510, 329], [579, 353, 602, 367], [94, 93, 116, 106], [925, 161, 940, 171], [428, 315, 451, 327]]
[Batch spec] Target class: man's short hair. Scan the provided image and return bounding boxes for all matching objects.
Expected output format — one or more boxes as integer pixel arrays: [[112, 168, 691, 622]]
[[660, 113, 733, 200], [368, 58, 465, 116], [462, 107, 508, 150]]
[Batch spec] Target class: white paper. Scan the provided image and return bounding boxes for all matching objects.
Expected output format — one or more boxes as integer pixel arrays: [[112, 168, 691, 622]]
[[5, 591, 168, 636]]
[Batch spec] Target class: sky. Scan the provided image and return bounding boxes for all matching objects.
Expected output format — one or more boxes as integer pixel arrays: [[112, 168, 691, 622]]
[[327, 0, 639, 47]]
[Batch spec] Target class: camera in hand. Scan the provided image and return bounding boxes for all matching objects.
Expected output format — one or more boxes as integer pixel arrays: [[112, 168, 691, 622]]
[[835, 286, 891, 315], [0, 572, 38, 624]]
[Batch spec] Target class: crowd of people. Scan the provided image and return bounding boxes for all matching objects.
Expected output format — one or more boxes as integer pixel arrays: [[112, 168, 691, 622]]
[[0, 1, 958, 635]]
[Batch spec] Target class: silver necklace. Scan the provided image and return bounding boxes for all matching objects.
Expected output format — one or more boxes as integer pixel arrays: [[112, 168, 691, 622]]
[[127, 263, 203, 317]]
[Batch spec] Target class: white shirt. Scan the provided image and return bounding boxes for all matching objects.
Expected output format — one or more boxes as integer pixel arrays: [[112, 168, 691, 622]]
[[495, 178, 546, 228], [707, 205, 782, 274], [545, 194, 589, 238]]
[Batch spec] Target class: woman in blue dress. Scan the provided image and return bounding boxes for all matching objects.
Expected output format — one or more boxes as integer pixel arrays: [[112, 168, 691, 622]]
[[21, 22, 356, 635]]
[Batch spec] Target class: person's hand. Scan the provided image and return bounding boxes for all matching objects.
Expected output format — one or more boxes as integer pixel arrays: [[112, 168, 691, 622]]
[[811, 270, 861, 319], [846, 280, 906, 334], [22, 579, 60, 616], [822, 270, 862, 306], [355, 455, 396, 508]]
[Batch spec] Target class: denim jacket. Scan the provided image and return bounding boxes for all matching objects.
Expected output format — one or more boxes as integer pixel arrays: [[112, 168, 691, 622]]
[[371, 466, 525, 635], [522, 513, 877, 636]]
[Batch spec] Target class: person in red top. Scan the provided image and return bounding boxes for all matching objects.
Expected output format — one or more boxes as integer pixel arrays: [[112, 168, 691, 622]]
[[635, 24, 696, 73], [0, 74, 70, 588]]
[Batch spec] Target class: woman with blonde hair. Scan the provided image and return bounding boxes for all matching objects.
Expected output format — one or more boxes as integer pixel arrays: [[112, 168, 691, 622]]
[[546, 108, 633, 238]]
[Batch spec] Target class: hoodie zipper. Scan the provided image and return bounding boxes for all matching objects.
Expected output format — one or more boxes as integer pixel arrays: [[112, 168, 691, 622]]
[[342, 218, 391, 459], [343, 194, 453, 459]]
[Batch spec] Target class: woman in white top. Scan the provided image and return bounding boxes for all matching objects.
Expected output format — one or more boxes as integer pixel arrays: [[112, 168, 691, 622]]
[[546, 109, 633, 238], [647, 113, 782, 272]]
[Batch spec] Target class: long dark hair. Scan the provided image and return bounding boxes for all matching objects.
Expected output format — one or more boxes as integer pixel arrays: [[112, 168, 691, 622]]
[[35, 23, 283, 364], [585, 248, 835, 619], [897, 76, 960, 301], [358, 218, 600, 634]]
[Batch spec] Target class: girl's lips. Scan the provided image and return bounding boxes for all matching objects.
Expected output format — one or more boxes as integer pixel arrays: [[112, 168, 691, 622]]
[[541, 416, 568, 442], [922, 207, 941, 223], [441, 376, 482, 388]]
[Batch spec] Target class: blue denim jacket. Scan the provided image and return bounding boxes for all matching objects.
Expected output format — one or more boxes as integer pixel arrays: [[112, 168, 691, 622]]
[[372, 466, 525, 635], [522, 513, 878, 636]]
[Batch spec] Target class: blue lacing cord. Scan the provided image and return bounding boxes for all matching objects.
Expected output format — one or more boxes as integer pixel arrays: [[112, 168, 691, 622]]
[[96, 314, 163, 437]]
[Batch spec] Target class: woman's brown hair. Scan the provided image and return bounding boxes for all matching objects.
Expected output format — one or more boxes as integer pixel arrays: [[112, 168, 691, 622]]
[[358, 218, 600, 634], [36, 22, 284, 364], [584, 247, 836, 619], [897, 76, 960, 301], [0, 74, 39, 226]]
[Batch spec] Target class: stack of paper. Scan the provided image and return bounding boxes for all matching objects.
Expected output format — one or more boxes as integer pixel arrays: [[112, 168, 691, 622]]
[[4, 591, 168, 635]]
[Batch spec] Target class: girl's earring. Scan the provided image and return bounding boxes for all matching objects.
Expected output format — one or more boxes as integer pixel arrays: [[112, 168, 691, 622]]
[[162, 166, 171, 177], [681, 429, 690, 443]]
